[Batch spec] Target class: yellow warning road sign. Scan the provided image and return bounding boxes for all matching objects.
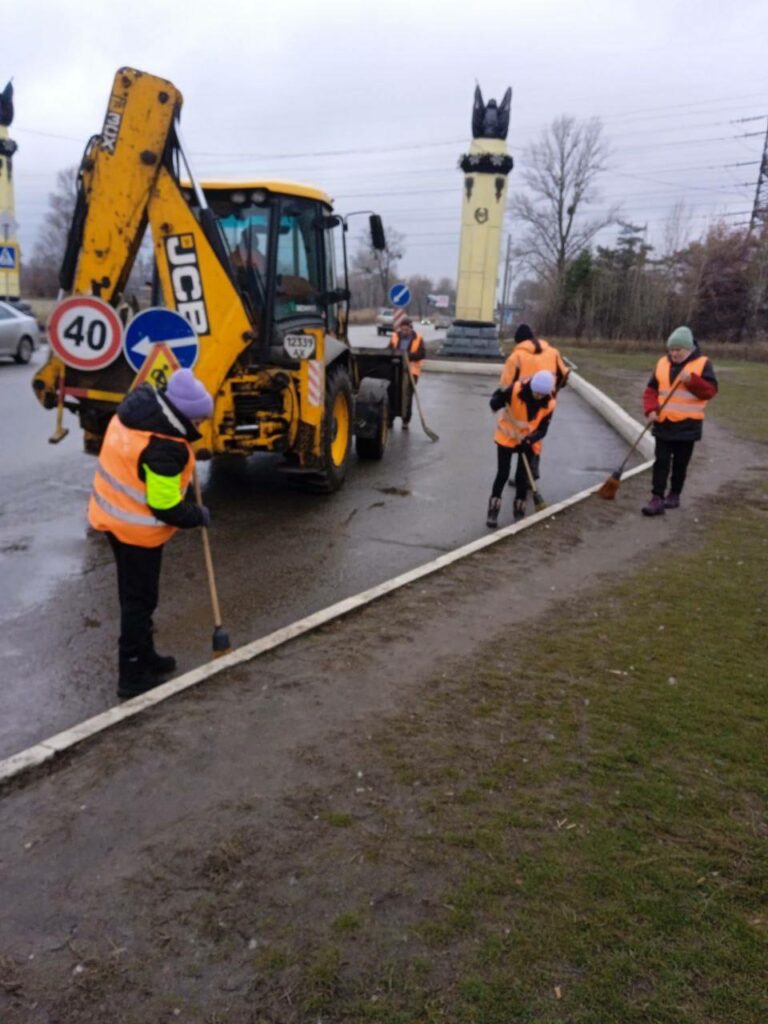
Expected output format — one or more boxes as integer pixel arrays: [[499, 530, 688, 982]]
[[130, 342, 181, 392]]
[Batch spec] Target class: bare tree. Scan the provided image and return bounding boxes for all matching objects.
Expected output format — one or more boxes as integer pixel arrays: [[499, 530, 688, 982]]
[[405, 274, 434, 316], [509, 116, 619, 295], [21, 166, 78, 296], [350, 224, 405, 307]]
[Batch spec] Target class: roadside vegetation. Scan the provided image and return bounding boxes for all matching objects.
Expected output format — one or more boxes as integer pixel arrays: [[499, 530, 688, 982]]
[[133, 451, 764, 1023]]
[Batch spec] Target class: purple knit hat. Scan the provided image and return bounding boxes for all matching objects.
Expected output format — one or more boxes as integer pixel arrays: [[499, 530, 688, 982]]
[[530, 369, 555, 396], [165, 369, 214, 420]]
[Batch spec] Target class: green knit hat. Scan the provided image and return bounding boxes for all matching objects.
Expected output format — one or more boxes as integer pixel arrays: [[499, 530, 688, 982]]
[[666, 326, 694, 350]]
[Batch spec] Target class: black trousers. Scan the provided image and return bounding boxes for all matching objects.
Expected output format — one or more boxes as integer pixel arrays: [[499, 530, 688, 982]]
[[106, 533, 164, 659], [492, 443, 540, 501], [402, 374, 418, 423], [651, 438, 695, 497]]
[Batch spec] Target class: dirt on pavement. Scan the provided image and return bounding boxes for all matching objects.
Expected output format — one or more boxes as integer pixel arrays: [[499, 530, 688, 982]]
[[0, 416, 763, 1023]]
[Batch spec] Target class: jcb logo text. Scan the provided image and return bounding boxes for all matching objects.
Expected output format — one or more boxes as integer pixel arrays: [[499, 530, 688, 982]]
[[165, 235, 210, 336]]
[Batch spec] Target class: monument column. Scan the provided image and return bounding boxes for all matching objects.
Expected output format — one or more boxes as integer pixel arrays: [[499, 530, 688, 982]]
[[0, 80, 21, 301], [442, 86, 513, 359]]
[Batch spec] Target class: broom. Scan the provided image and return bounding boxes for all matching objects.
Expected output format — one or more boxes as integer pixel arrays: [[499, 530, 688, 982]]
[[193, 466, 231, 654], [597, 376, 683, 500]]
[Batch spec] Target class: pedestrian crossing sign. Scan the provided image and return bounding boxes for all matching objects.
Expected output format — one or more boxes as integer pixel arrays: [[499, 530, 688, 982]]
[[0, 244, 17, 269]]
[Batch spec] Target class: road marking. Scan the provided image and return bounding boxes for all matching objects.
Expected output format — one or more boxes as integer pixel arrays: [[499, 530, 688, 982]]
[[0, 370, 653, 788]]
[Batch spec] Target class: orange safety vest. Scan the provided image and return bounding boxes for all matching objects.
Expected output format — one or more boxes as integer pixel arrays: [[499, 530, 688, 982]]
[[391, 332, 424, 377], [494, 380, 556, 452], [655, 355, 710, 422], [501, 338, 567, 388], [88, 416, 194, 547]]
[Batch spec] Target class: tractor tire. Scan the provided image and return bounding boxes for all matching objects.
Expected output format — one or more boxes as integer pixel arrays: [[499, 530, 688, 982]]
[[310, 364, 353, 492], [356, 401, 389, 460]]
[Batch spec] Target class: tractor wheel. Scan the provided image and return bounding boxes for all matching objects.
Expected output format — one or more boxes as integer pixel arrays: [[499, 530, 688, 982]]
[[311, 364, 353, 492], [356, 401, 389, 460]]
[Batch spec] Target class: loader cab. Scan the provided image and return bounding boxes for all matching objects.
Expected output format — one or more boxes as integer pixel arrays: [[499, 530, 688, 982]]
[[188, 181, 345, 346]]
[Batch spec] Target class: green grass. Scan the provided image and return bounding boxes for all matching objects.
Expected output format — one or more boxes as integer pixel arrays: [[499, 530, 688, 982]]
[[306, 493, 768, 1022]]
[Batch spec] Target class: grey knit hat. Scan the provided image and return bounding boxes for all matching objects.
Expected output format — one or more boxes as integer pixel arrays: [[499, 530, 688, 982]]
[[666, 326, 694, 350]]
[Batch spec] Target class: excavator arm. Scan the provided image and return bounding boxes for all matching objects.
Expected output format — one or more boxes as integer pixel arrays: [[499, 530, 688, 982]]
[[33, 67, 255, 453]]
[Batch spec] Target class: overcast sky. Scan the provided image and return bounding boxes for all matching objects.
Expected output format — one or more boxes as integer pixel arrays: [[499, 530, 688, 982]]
[[6, 0, 768, 286]]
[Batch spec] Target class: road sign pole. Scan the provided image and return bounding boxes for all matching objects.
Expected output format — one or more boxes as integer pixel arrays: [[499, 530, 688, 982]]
[[388, 282, 411, 336]]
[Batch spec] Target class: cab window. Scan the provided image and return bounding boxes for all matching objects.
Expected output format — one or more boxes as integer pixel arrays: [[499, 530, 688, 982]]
[[219, 206, 272, 311], [275, 198, 324, 322]]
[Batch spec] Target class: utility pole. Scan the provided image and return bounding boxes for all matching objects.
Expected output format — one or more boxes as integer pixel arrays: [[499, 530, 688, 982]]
[[500, 234, 512, 328], [748, 118, 768, 233], [737, 117, 768, 342]]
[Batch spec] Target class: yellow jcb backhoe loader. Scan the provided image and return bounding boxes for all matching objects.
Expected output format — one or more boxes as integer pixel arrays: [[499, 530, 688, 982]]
[[33, 67, 405, 489]]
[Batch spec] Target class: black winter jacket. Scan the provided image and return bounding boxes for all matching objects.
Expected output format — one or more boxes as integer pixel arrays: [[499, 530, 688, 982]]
[[116, 385, 206, 529], [489, 381, 554, 447]]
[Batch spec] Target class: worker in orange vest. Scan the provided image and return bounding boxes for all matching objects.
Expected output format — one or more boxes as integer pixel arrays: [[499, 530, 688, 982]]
[[502, 323, 570, 392], [641, 325, 718, 516], [390, 317, 425, 427], [88, 369, 214, 700], [486, 369, 557, 527]]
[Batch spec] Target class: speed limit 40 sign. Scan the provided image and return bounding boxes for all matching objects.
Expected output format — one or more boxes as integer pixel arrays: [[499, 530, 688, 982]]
[[47, 297, 123, 370]]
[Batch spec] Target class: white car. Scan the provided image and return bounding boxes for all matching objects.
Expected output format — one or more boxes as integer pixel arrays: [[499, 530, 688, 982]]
[[0, 301, 41, 364], [376, 308, 395, 336]]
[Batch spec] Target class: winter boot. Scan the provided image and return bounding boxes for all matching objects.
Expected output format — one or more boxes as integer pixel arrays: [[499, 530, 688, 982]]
[[143, 647, 177, 676], [486, 496, 502, 529], [663, 492, 681, 509], [641, 495, 666, 517], [513, 499, 526, 522], [118, 655, 164, 701]]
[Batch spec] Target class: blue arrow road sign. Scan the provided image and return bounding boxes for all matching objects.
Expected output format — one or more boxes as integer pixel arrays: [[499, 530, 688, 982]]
[[388, 283, 411, 307], [123, 307, 200, 373]]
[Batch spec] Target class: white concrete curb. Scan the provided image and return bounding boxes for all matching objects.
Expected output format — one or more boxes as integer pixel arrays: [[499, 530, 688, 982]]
[[0, 368, 653, 787]]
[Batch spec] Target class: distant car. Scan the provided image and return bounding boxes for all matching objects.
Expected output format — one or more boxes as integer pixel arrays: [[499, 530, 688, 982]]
[[433, 314, 452, 330], [0, 300, 41, 364], [376, 308, 395, 336]]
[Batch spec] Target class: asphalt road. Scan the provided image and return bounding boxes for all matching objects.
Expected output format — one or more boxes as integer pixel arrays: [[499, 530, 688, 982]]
[[0, 330, 629, 760]]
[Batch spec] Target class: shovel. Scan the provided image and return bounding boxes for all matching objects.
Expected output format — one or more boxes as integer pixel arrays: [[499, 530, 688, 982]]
[[404, 354, 439, 443]]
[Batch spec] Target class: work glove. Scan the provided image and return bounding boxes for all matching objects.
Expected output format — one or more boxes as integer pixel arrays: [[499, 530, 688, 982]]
[[489, 385, 513, 412], [199, 506, 211, 528]]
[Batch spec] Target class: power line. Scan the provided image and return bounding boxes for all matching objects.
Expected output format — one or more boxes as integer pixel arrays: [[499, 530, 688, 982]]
[[190, 137, 466, 161]]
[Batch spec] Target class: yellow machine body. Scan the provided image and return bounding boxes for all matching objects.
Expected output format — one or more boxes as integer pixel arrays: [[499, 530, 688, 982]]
[[32, 67, 377, 489]]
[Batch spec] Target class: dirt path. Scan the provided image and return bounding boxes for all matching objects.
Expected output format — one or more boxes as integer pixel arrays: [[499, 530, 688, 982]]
[[0, 418, 762, 1022]]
